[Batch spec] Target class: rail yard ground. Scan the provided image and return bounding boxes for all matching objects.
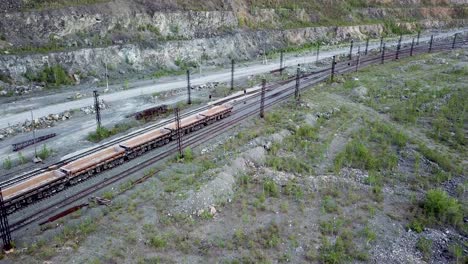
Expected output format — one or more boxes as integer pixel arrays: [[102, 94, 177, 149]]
[[1, 48, 467, 263], [0, 30, 457, 180]]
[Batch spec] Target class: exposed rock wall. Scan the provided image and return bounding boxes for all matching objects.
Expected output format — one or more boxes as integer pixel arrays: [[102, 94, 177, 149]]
[[0, 0, 466, 85], [1, 20, 465, 83]]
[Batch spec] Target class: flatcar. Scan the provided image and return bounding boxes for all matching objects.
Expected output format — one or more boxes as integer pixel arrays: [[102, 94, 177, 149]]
[[1, 104, 233, 214], [2, 170, 67, 214]]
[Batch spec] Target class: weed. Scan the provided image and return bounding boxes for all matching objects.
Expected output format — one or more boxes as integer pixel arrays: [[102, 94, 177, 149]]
[[183, 147, 194, 162], [200, 210, 214, 220], [423, 189, 463, 228], [362, 225, 376, 244], [102, 191, 114, 200], [263, 179, 279, 197], [2, 156, 12, 170], [17, 152, 28, 165], [407, 219, 424, 233], [449, 243, 465, 264], [280, 201, 289, 213], [87, 122, 136, 143], [416, 237, 432, 261], [283, 180, 304, 200], [149, 235, 167, 249], [322, 196, 338, 213], [319, 218, 344, 236], [417, 144, 458, 174], [38, 144, 52, 160]]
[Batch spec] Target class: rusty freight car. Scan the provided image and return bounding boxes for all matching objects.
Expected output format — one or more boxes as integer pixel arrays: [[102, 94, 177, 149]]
[[2, 170, 67, 213], [60, 146, 126, 184], [119, 128, 171, 158]]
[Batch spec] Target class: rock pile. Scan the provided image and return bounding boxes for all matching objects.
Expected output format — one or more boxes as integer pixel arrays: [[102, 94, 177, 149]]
[[193, 82, 223, 91], [0, 83, 44, 96], [80, 100, 108, 115], [0, 111, 72, 140]]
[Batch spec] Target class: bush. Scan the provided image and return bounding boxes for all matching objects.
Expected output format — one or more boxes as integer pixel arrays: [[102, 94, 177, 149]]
[[334, 140, 375, 171], [25, 65, 73, 87], [263, 179, 279, 197], [416, 237, 432, 261], [38, 144, 52, 160], [296, 125, 318, 140], [423, 189, 463, 227], [183, 147, 193, 162], [322, 195, 338, 213], [17, 152, 28, 165], [407, 219, 424, 233], [2, 156, 12, 170], [149, 235, 167, 248]]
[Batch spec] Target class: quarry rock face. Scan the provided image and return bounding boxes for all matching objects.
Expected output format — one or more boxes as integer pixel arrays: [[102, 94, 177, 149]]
[[0, 0, 466, 84]]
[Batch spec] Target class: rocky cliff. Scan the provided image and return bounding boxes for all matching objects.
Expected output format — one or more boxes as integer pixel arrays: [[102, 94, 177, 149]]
[[0, 0, 466, 88]]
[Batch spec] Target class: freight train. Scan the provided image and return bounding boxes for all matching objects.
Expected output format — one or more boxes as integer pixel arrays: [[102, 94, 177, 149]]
[[1, 104, 233, 214]]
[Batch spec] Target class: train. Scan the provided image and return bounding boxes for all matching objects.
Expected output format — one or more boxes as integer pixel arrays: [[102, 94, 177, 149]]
[[1, 104, 233, 214]]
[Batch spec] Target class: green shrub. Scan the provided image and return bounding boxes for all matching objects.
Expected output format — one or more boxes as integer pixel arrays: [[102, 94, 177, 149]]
[[418, 144, 458, 173], [263, 179, 279, 197], [2, 156, 12, 170], [38, 144, 52, 160], [266, 156, 312, 174], [322, 195, 338, 213], [416, 237, 432, 261], [17, 152, 28, 165], [25, 65, 73, 87], [407, 219, 424, 233], [423, 189, 463, 227], [296, 124, 318, 140], [183, 147, 194, 162], [87, 123, 135, 143], [334, 140, 374, 171], [149, 235, 167, 248]]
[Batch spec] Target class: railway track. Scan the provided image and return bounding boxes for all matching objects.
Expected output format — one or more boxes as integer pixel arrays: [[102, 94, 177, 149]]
[[0, 34, 462, 187], [5, 34, 467, 233]]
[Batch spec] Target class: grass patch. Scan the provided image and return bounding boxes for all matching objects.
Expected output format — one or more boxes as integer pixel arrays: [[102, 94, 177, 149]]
[[149, 235, 167, 249], [2, 156, 12, 170], [37, 144, 52, 160], [416, 237, 432, 261], [87, 122, 137, 143], [334, 121, 406, 173]]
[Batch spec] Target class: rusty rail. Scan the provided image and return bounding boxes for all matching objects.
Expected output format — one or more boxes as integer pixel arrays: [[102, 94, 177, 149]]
[[12, 133, 56, 152]]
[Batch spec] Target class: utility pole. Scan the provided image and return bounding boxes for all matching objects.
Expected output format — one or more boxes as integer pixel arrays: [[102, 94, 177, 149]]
[[295, 65, 300, 101], [231, 59, 235, 90], [174, 108, 183, 158], [330, 55, 336, 82], [355, 46, 361, 72], [365, 38, 369, 55], [316, 43, 320, 64], [349, 40, 354, 60], [105, 60, 109, 91], [93, 90, 101, 130], [30, 110, 37, 158], [381, 43, 386, 64], [379, 36, 384, 52], [279, 51, 284, 75], [410, 38, 415, 56], [416, 31, 421, 45], [186, 70, 191, 105], [429, 35, 434, 53], [260, 79, 266, 118], [452, 33, 458, 49], [0, 187, 12, 252], [396, 35, 402, 60]]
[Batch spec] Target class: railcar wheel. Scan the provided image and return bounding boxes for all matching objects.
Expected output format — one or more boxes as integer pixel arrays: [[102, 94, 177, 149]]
[[7, 206, 16, 214]]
